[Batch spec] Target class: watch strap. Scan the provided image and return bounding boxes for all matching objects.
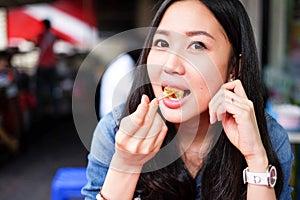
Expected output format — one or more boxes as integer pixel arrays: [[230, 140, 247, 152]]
[[243, 167, 269, 186], [243, 165, 277, 187]]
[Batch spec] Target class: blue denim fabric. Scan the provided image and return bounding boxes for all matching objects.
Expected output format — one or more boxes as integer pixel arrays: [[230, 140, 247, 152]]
[[265, 114, 294, 200], [81, 105, 294, 200], [81, 107, 120, 200]]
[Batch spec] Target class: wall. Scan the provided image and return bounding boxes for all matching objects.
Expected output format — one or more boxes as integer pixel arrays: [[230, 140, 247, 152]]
[[241, 0, 263, 63], [268, 0, 287, 69], [0, 8, 7, 50]]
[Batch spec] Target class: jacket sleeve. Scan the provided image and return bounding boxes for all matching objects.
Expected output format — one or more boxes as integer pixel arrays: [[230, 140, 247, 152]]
[[81, 111, 118, 200], [266, 115, 294, 200]]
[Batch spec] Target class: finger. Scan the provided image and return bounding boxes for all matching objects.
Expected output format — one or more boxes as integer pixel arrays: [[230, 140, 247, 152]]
[[145, 112, 165, 138], [215, 102, 226, 122], [130, 94, 150, 125], [115, 131, 140, 153], [136, 115, 166, 154], [223, 79, 248, 98], [211, 81, 246, 107], [223, 101, 253, 126], [226, 92, 246, 110], [227, 98, 256, 125], [209, 101, 218, 124], [153, 124, 168, 152], [215, 100, 241, 121], [209, 89, 222, 124], [130, 98, 161, 139], [212, 91, 247, 122], [209, 89, 235, 123], [124, 112, 165, 154], [119, 95, 150, 135], [144, 98, 159, 126]]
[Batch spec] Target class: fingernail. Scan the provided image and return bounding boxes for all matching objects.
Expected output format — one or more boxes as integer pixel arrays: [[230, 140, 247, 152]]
[[141, 95, 145, 102], [162, 125, 168, 132], [152, 98, 159, 105], [210, 116, 215, 124], [141, 95, 148, 104]]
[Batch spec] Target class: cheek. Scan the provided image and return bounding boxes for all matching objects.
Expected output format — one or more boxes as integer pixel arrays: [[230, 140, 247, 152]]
[[147, 50, 168, 76], [147, 51, 164, 93], [188, 65, 221, 103], [217, 62, 229, 82], [213, 50, 231, 81], [186, 53, 227, 98], [147, 50, 166, 65], [147, 51, 160, 81], [193, 79, 212, 108]]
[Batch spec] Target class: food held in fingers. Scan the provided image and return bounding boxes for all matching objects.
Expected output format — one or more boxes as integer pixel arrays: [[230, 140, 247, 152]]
[[158, 90, 174, 101]]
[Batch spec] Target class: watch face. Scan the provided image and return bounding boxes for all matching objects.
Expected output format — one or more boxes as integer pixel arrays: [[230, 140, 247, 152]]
[[269, 166, 277, 187]]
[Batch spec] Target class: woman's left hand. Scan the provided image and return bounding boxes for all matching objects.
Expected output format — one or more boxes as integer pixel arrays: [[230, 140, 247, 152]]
[[208, 80, 267, 168]]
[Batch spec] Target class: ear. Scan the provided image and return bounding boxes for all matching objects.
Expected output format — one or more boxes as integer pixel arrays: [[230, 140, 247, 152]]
[[226, 53, 242, 82], [236, 54, 242, 78], [226, 63, 236, 82], [228, 73, 235, 82]]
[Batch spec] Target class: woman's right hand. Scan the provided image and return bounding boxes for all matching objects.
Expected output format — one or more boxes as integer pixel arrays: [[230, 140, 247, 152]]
[[110, 94, 168, 173]]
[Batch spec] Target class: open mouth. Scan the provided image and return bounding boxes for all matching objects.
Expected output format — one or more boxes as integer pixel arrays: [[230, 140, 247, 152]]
[[162, 86, 191, 100]]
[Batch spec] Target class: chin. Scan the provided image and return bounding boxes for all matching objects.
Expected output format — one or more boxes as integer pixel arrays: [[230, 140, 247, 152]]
[[160, 107, 199, 124]]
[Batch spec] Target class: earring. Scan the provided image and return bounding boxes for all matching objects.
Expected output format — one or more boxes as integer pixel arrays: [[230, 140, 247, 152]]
[[229, 74, 235, 82]]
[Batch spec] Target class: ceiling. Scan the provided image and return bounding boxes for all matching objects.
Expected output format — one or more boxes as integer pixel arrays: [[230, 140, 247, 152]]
[[0, 0, 54, 8]]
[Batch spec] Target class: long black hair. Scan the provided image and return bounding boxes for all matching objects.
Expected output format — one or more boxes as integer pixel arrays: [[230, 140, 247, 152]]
[[121, 0, 283, 199]]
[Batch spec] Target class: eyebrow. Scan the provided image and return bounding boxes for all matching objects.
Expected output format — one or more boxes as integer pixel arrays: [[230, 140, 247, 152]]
[[155, 29, 215, 40], [185, 31, 215, 40], [155, 29, 170, 36]]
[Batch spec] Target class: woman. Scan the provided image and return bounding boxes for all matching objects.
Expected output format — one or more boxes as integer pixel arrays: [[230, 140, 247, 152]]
[[82, 0, 294, 199]]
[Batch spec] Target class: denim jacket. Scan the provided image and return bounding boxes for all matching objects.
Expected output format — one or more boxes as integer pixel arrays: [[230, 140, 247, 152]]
[[82, 105, 294, 200]]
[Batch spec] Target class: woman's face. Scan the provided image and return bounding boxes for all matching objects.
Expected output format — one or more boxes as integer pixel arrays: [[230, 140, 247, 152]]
[[147, 0, 232, 123]]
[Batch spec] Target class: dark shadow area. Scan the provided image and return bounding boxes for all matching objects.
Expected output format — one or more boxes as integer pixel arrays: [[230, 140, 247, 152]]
[[0, 114, 88, 200]]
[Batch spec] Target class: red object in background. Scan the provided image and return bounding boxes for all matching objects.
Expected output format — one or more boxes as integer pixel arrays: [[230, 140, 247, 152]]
[[7, 8, 43, 43], [7, 0, 98, 47]]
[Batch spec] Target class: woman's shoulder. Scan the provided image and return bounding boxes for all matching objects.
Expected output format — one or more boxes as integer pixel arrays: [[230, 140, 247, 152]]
[[265, 114, 294, 200], [90, 104, 125, 165], [95, 103, 124, 136], [265, 114, 293, 163]]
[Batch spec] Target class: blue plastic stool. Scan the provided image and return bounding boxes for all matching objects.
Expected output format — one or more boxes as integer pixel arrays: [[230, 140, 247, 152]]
[[51, 167, 87, 200]]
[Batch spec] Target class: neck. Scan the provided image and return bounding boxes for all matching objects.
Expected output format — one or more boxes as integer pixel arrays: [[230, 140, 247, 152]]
[[178, 110, 223, 177], [177, 110, 210, 154]]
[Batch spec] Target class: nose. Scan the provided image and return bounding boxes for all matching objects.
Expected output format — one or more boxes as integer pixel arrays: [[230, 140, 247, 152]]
[[163, 52, 185, 75]]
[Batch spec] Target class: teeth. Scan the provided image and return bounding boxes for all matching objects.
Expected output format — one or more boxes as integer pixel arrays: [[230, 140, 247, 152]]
[[164, 86, 186, 100]]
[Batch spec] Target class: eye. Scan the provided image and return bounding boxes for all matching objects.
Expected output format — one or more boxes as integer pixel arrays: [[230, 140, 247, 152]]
[[189, 41, 206, 50], [154, 39, 169, 48]]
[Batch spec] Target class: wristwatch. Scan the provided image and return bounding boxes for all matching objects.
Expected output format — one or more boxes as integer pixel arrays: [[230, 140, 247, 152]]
[[243, 165, 277, 188]]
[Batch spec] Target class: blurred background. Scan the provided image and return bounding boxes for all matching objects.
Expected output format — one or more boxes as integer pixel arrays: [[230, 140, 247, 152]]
[[0, 0, 300, 199]]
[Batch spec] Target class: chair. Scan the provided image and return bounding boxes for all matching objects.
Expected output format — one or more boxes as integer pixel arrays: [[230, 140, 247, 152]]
[[51, 167, 87, 200]]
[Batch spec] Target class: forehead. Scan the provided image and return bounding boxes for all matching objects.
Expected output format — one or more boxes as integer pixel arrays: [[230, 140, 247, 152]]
[[158, 0, 227, 40]]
